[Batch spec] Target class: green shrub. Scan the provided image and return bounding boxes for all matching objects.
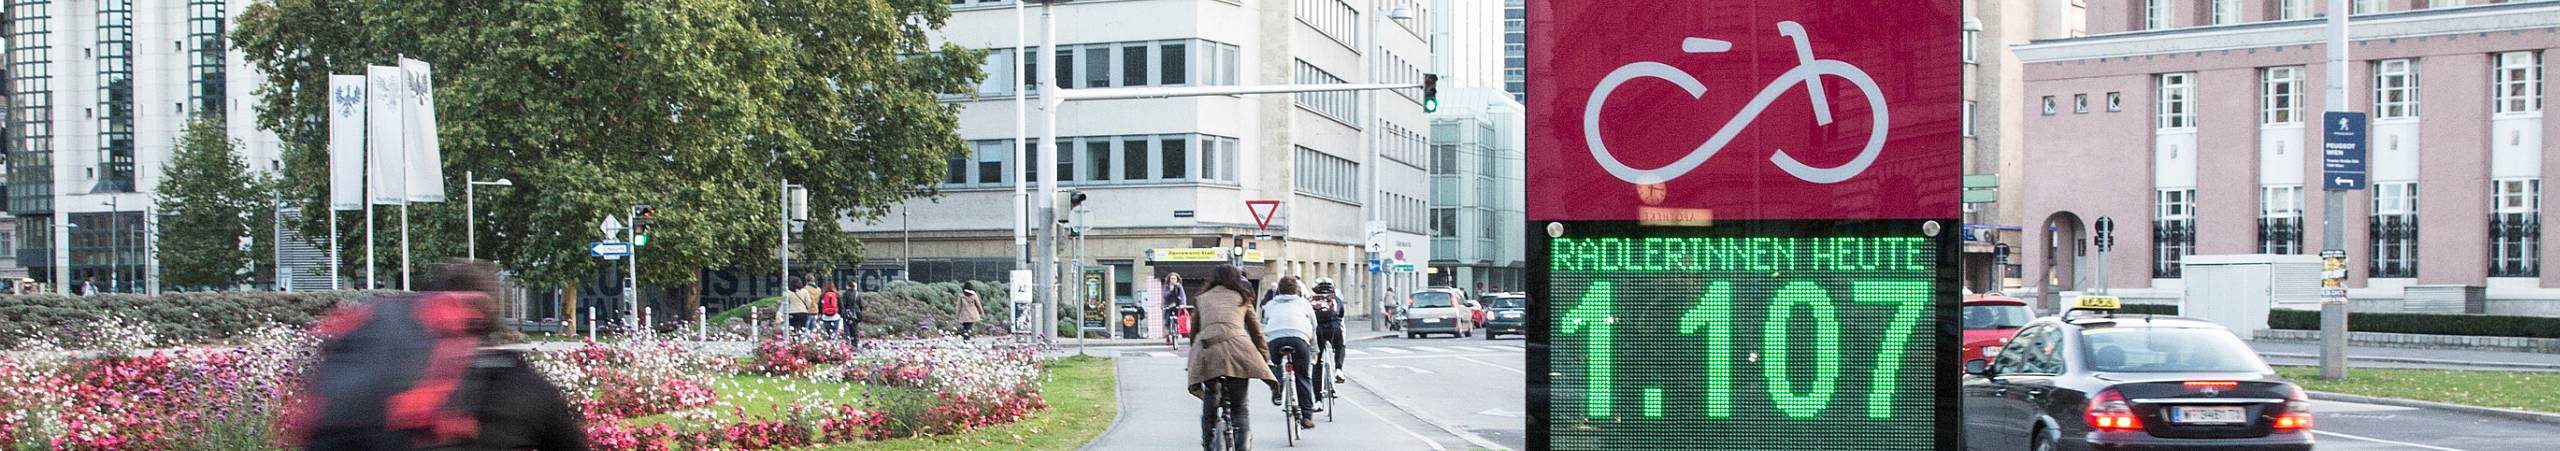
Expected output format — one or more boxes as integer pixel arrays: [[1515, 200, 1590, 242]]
[[0, 290, 390, 347], [2267, 310, 2560, 339], [856, 280, 1013, 339]]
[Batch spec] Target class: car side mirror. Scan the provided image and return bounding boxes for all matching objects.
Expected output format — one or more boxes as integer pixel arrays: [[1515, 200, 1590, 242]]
[[1964, 359, 1992, 377]]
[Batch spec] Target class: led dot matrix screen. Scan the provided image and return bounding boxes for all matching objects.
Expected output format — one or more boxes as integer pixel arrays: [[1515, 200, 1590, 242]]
[[1531, 221, 1958, 450]]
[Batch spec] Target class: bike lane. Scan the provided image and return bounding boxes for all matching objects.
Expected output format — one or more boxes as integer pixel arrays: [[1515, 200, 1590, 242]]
[[1083, 353, 1469, 450]]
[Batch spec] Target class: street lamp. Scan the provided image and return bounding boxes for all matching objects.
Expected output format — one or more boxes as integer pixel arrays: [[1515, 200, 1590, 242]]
[[1364, 1, 1416, 331], [465, 170, 515, 262]]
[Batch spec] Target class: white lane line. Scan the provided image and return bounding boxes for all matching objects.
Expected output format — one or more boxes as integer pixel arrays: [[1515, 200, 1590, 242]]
[[1457, 355, 1527, 375], [1344, 349, 1371, 356], [1151, 351, 1177, 358], [2312, 430, 2468, 451], [1409, 346, 1453, 353], [1378, 347, 1415, 354], [1342, 397, 1449, 451], [1456, 346, 1507, 353]]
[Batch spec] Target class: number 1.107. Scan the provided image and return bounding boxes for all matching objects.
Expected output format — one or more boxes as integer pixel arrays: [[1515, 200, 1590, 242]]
[[1558, 279, 1930, 420]]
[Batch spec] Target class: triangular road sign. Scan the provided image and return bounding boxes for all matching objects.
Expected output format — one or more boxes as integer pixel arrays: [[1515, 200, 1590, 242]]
[[1245, 200, 1282, 232]]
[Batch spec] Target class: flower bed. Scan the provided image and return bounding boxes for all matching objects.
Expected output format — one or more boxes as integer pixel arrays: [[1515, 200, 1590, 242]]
[[1, 319, 1056, 450]]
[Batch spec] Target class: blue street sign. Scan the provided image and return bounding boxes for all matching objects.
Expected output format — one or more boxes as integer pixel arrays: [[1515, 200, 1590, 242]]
[[1366, 259, 1383, 273], [2322, 111, 2368, 191], [589, 241, 633, 258]]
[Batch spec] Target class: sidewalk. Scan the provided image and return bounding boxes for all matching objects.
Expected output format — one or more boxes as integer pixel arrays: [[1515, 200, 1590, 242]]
[[2250, 340, 2560, 371]]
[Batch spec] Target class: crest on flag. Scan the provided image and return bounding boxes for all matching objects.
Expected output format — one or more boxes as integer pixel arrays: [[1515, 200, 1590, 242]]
[[333, 85, 363, 117]]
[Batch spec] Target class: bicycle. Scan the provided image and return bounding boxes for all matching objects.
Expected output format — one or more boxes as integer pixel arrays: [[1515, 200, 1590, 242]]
[[1581, 20, 1891, 186], [1313, 353, 1337, 423], [1203, 377, 1248, 451], [1165, 306, 1195, 349], [1274, 344, 1310, 446]]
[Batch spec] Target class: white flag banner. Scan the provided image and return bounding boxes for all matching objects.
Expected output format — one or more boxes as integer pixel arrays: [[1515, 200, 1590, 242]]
[[367, 65, 407, 205], [327, 75, 367, 211], [399, 58, 446, 203]]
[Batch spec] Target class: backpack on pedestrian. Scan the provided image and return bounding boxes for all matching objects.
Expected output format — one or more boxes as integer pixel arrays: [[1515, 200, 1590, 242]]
[[820, 291, 841, 317]]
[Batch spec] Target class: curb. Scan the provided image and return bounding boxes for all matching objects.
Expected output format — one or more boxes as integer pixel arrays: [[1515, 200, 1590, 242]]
[[2258, 351, 2560, 371], [1077, 358, 1135, 451], [2307, 391, 2560, 425]]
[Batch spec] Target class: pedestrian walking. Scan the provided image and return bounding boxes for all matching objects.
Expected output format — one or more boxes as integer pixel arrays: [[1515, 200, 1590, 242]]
[[841, 290, 863, 349], [780, 279, 812, 333], [818, 282, 843, 337], [1186, 264, 1276, 448], [956, 288, 984, 341]]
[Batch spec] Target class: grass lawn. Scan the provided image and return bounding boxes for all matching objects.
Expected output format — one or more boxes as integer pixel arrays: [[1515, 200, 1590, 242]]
[[2275, 366, 2560, 413], [816, 355, 1118, 451]]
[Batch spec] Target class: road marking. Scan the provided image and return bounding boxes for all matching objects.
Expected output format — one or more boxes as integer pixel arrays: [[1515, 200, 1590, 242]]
[[1410, 346, 1453, 353], [1458, 355, 1527, 375], [1475, 408, 1524, 418], [1374, 364, 1437, 374], [1378, 347, 1415, 354], [1150, 351, 1177, 358], [1344, 349, 1370, 356], [1341, 397, 1448, 451], [2312, 430, 2467, 451]]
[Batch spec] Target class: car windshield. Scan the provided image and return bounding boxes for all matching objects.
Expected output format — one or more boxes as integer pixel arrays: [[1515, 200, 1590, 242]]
[[1963, 304, 2034, 330], [2079, 327, 2270, 373], [1410, 292, 1454, 309], [1491, 297, 1526, 309]]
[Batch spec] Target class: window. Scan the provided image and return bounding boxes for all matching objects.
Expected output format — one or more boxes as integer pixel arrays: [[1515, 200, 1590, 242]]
[[2042, 96, 2058, 115], [945, 153, 967, 184], [2212, 0, 2239, 25], [1083, 44, 1111, 88], [1200, 136, 1222, 182], [1294, 60, 1358, 122], [2154, 188, 2197, 278], [2492, 178, 2541, 277], [1962, 20, 1979, 64], [2157, 73, 2195, 129], [2431, 0, 2466, 7], [1122, 136, 1150, 181], [1297, 0, 1360, 48], [1086, 140, 1112, 182], [1995, 325, 2065, 375], [2146, 0, 2173, 30], [1055, 48, 1074, 89], [1294, 147, 1361, 201], [2371, 182, 2419, 278], [1161, 137, 1188, 180], [2375, 59, 2420, 119], [1963, 101, 1978, 137], [1022, 46, 1040, 92], [2260, 185, 2304, 254], [1122, 44, 1151, 87], [1160, 42, 1188, 86], [2107, 92, 2123, 112], [2353, 0, 2385, 14], [2277, 0, 2308, 19], [1055, 142, 1072, 182], [2263, 66, 2302, 124], [2075, 94, 2090, 113], [1433, 208, 1457, 238], [976, 141, 1006, 184], [2496, 51, 2542, 114]]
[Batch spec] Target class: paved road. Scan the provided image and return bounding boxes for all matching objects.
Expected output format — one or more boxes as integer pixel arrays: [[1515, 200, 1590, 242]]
[[2308, 398, 2560, 451], [2251, 340, 2560, 372], [1086, 336, 1484, 450]]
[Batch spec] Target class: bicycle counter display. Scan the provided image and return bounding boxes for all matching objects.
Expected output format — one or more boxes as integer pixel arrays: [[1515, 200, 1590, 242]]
[[1525, 1, 1963, 450]]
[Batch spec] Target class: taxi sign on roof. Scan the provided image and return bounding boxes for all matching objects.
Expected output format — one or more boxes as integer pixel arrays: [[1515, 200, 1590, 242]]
[[2073, 295, 2122, 310]]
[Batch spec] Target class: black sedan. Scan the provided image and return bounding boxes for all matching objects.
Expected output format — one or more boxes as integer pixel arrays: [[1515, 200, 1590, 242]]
[[1481, 293, 1527, 339], [1962, 311, 2314, 451]]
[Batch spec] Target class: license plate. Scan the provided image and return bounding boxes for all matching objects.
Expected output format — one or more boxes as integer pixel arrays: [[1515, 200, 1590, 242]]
[[2172, 406, 2247, 425], [1426, 318, 1443, 323]]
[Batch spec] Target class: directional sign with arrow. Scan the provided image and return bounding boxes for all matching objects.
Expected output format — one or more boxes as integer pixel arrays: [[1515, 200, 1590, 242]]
[[2322, 111, 2367, 191], [590, 241, 632, 258]]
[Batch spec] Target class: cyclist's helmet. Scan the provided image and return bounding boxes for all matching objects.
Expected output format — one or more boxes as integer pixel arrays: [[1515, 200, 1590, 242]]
[[1312, 278, 1336, 294]]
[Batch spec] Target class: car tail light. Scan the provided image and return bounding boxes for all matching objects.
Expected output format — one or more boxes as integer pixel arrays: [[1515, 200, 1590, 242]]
[[2085, 388, 2143, 431], [2274, 386, 2314, 430], [2183, 381, 2239, 390]]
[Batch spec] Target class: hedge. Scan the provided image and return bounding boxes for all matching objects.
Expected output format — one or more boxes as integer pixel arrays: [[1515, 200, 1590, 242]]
[[0, 290, 391, 347], [2268, 310, 2560, 339]]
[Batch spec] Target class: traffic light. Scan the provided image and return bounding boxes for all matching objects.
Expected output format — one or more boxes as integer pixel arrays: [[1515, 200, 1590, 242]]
[[1054, 189, 1088, 221], [632, 205, 657, 246], [1422, 74, 1440, 113]]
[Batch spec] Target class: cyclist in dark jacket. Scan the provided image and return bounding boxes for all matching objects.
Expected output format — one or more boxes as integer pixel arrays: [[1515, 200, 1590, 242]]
[[1311, 278, 1349, 381]]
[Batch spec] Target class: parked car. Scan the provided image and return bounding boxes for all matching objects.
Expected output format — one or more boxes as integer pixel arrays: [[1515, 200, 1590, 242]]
[[1962, 297, 2313, 451], [1403, 288, 1474, 338], [1961, 294, 2037, 372], [1481, 293, 1527, 339]]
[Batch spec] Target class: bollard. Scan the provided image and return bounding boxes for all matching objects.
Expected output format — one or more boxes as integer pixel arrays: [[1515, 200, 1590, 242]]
[[698, 306, 709, 341], [644, 307, 655, 334], [750, 307, 760, 340], [587, 307, 598, 339]]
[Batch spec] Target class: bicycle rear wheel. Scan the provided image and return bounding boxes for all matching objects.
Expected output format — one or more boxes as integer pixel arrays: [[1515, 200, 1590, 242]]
[[1320, 365, 1337, 422], [1282, 366, 1300, 446]]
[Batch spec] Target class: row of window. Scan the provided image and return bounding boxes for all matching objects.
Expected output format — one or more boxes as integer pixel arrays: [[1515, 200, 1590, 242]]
[[968, 39, 1242, 97], [943, 134, 1243, 187], [2139, 52, 2544, 131], [1294, 146, 1360, 202], [1384, 191, 1427, 235], [1297, 0, 1361, 49], [1383, 122, 1427, 169], [2152, 178, 2541, 278], [1294, 60, 1358, 123], [2142, 0, 2475, 31]]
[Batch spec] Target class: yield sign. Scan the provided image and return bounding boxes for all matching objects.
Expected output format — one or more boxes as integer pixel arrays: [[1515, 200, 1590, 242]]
[[599, 215, 626, 238], [1245, 199, 1282, 231]]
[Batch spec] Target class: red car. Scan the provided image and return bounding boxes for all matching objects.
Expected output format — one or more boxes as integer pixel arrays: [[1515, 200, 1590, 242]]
[[1959, 294, 2036, 371]]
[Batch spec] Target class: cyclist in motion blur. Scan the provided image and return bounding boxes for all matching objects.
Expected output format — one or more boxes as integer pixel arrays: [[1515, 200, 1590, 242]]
[[1187, 265, 1275, 450], [1261, 276, 1322, 430], [1310, 278, 1348, 384]]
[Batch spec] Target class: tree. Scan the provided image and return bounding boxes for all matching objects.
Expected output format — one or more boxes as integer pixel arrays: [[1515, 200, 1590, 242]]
[[156, 113, 272, 290], [232, 1, 984, 294]]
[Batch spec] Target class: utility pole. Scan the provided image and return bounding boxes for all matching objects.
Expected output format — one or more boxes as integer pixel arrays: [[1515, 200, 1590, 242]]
[[1038, 1, 1061, 342], [2319, 0, 2352, 380]]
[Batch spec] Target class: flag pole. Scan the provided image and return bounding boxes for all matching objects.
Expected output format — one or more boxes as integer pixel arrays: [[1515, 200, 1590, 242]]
[[396, 55, 413, 291]]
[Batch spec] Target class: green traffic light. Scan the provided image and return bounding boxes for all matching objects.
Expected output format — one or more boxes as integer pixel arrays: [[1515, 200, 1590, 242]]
[[1424, 98, 1439, 113], [634, 234, 649, 247]]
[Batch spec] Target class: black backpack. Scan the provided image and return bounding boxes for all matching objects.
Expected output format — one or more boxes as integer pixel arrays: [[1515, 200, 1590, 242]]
[[293, 292, 494, 450]]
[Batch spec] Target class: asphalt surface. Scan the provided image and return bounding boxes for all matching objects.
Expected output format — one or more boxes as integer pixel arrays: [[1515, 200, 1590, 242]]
[[2305, 398, 2560, 451], [1084, 335, 1484, 451]]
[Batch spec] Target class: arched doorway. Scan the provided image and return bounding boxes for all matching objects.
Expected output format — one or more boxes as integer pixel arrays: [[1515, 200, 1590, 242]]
[[2036, 212, 2089, 312]]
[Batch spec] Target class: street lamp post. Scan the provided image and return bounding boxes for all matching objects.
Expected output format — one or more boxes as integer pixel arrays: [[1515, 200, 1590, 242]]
[[465, 171, 515, 262], [104, 198, 120, 293], [1365, 1, 1416, 331]]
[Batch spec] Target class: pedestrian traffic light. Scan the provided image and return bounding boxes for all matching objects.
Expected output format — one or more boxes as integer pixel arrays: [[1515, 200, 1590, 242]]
[[1422, 74, 1440, 113], [1054, 189, 1087, 223], [632, 205, 657, 246]]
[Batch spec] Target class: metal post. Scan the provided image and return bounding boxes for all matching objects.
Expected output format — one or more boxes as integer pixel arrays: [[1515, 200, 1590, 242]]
[[904, 211, 914, 278], [330, 204, 340, 290], [401, 202, 411, 290], [1038, 1, 1061, 342], [2319, 0, 2352, 380], [1077, 212, 1088, 356], [107, 198, 117, 293], [628, 208, 641, 333], [1014, 0, 1031, 285], [781, 178, 792, 301], [467, 171, 477, 262], [1362, 1, 1391, 332]]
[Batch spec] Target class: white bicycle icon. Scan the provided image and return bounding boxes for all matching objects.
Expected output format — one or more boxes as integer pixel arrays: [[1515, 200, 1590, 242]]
[[1583, 21, 1891, 185]]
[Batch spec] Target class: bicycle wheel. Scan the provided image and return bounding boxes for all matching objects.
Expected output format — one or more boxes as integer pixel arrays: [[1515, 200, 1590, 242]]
[[1321, 365, 1337, 422], [1205, 382, 1229, 451]]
